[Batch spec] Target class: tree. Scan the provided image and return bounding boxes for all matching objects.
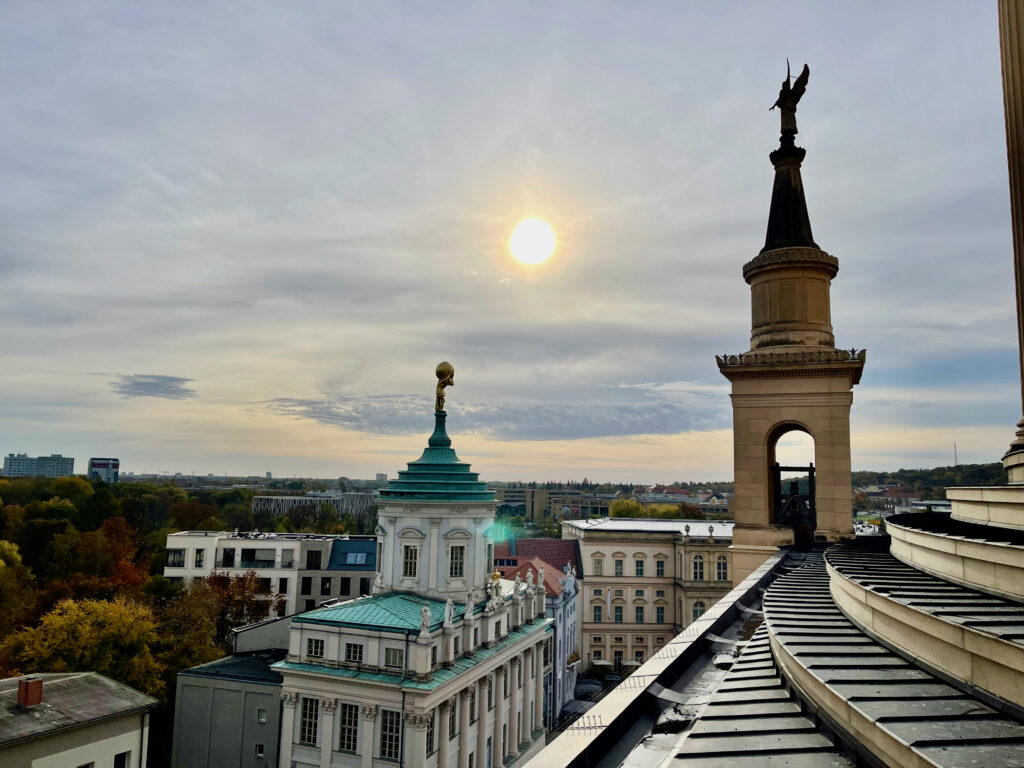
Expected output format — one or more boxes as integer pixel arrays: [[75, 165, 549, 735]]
[[609, 499, 645, 517], [0, 597, 164, 697], [78, 488, 119, 531], [204, 571, 285, 642], [0, 542, 36, 640]]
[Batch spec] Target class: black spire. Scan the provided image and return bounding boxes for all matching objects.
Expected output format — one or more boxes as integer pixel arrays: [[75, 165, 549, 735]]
[[761, 135, 818, 253]]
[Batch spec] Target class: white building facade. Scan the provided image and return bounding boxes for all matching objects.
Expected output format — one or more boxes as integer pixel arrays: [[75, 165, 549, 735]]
[[275, 408, 553, 768], [3, 453, 74, 478]]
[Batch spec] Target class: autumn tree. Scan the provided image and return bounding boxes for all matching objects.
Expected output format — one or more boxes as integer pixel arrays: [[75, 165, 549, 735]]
[[0, 597, 164, 697], [205, 571, 285, 642], [0, 541, 36, 640]]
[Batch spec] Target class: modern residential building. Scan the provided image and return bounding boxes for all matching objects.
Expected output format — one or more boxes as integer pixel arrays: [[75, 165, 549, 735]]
[[250, 492, 376, 526], [2, 453, 74, 478], [561, 517, 733, 671], [493, 488, 613, 521], [496, 556, 579, 726], [163, 531, 376, 617], [88, 457, 120, 483], [0, 673, 157, 767], [273, 397, 553, 768]]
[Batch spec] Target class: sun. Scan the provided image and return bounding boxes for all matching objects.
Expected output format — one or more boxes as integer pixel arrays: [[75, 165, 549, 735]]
[[509, 218, 556, 264]]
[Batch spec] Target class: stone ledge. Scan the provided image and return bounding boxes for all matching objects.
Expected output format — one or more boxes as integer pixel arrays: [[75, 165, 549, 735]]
[[742, 247, 839, 280]]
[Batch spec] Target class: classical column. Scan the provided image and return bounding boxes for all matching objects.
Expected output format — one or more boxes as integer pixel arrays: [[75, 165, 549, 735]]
[[507, 658, 520, 758], [439, 699, 451, 768], [320, 699, 336, 768], [476, 676, 489, 768], [534, 644, 544, 732], [406, 712, 430, 768], [429, 518, 441, 591], [458, 688, 471, 768], [360, 705, 377, 768], [279, 692, 297, 768], [522, 649, 534, 739], [493, 666, 505, 767]]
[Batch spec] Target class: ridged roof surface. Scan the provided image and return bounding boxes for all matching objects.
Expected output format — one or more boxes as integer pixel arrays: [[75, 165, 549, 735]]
[[562, 518, 734, 537], [379, 411, 494, 503], [293, 592, 465, 633]]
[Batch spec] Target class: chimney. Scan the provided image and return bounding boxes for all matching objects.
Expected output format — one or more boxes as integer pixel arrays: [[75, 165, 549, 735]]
[[18, 677, 42, 707]]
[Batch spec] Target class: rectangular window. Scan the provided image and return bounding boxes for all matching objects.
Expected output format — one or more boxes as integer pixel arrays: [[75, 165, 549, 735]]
[[114, 753, 130, 768], [469, 686, 477, 722], [636, 606, 644, 624], [614, 606, 623, 623], [593, 635, 603, 643], [254, 744, 264, 758], [345, 643, 364, 664], [194, 550, 204, 568], [635, 650, 645, 662], [473, 627, 479, 647], [426, 710, 435, 754], [221, 548, 235, 567], [380, 709, 402, 761], [454, 636, 461, 656], [656, 560, 665, 577], [635, 560, 644, 577], [340, 576, 351, 595], [488, 677, 494, 709], [636, 589, 644, 597], [257, 708, 267, 723], [299, 697, 319, 746], [449, 701, 457, 736], [306, 638, 324, 659], [301, 576, 312, 595], [593, 605, 602, 623], [656, 606, 665, 624], [657, 637, 665, 644], [593, 588, 602, 596], [403, 545, 418, 578], [166, 549, 185, 568], [431, 645, 438, 667], [449, 545, 465, 578], [338, 702, 359, 753], [495, 619, 501, 637], [304, 599, 316, 611], [593, 649, 602, 660], [592, 558, 603, 576], [306, 550, 322, 570], [360, 577, 371, 595], [385, 647, 405, 669], [278, 577, 288, 594], [656, 589, 665, 597], [614, 636, 624, 643], [614, 559, 623, 577], [321, 577, 332, 595], [717, 557, 729, 582]]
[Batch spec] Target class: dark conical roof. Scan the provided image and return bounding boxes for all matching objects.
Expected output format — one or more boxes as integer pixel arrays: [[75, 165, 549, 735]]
[[761, 138, 818, 253], [379, 412, 494, 503]]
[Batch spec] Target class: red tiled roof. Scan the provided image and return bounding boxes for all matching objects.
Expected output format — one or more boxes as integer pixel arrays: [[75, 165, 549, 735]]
[[495, 556, 566, 596], [494, 538, 581, 576]]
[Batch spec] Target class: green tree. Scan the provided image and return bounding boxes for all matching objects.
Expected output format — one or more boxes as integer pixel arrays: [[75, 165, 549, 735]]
[[0, 541, 36, 640], [609, 499, 645, 517], [0, 597, 164, 697]]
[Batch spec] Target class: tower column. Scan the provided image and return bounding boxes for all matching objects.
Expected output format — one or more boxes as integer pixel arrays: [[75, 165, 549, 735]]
[[522, 649, 534, 739], [439, 699, 451, 768], [458, 687, 471, 768], [360, 705, 377, 768], [319, 699, 336, 768], [405, 712, 430, 767], [507, 658, 520, 758], [493, 666, 505, 766], [279, 692, 297, 768], [477, 676, 489, 768]]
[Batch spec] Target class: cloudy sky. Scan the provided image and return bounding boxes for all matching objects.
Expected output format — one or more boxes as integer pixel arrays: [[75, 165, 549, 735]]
[[0, 1, 1017, 483]]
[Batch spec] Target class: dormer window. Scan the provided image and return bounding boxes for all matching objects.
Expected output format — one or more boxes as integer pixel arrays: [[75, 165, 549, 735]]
[[449, 545, 465, 578], [306, 638, 324, 659], [385, 647, 405, 669], [345, 643, 364, 664]]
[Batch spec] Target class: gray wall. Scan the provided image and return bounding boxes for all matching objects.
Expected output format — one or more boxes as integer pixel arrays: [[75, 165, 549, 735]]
[[172, 675, 280, 768]]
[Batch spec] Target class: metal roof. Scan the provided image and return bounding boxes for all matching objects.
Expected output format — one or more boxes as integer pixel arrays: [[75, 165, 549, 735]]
[[327, 538, 376, 571], [563, 518, 734, 537], [293, 592, 465, 633], [180, 650, 286, 685], [0, 672, 157, 747]]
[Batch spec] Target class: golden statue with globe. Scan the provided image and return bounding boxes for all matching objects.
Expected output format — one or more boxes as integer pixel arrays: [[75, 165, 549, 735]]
[[435, 361, 454, 412]]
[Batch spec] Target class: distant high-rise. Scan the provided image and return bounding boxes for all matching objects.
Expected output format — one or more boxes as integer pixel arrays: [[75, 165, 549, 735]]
[[375, 472, 387, 483], [88, 458, 120, 484], [2, 453, 74, 478], [266, 471, 272, 480]]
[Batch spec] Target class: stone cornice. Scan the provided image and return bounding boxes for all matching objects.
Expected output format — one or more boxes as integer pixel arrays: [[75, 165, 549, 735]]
[[742, 247, 839, 281], [717, 347, 865, 367]]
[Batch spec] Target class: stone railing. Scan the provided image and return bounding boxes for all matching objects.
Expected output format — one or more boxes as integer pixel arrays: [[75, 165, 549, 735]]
[[716, 348, 866, 368]]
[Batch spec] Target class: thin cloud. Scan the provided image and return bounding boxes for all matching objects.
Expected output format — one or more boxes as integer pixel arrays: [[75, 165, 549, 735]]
[[111, 374, 195, 400]]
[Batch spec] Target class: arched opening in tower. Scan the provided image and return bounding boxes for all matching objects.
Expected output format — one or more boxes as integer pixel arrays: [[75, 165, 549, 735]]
[[767, 425, 816, 550]]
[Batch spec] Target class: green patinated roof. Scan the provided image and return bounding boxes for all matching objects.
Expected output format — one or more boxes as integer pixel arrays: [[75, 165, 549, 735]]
[[294, 593, 465, 633], [274, 617, 552, 691], [379, 411, 494, 503]]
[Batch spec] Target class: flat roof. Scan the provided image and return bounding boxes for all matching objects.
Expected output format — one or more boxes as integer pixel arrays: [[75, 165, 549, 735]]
[[562, 518, 734, 537]]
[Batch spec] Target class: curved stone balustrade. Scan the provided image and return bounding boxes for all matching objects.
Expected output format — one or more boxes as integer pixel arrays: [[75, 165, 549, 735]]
[[947, 486, 1024, 531], [886, 512, 1024, 601], [826, 540, 1024, 712]]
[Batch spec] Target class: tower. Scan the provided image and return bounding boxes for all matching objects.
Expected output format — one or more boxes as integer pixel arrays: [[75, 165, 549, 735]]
[[718, 65, 865, 582]]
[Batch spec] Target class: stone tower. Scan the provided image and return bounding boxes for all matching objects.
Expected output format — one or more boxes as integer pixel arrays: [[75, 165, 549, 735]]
[[718, 72, 865, 582]]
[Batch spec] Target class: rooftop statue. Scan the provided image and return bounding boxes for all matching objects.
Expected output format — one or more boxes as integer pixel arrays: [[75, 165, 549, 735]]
[[435, 361, 455, 412], [770, 60, 810, 135], [420, 604, 431, 635]]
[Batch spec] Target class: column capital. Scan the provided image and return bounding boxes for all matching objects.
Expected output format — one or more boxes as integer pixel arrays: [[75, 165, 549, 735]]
[[361, 704, 378, 720], [439, 698, 451, 713], [524, 647, 533, 659], [282, 691, 297, 707], [510, 656, 520, 667], [322, 698, 337, 714], [406, 712, 432, 731], [481, 674, 492, 689]]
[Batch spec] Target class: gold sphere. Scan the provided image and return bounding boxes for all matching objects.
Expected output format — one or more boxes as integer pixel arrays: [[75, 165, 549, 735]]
[[436, 361, 455, 380]]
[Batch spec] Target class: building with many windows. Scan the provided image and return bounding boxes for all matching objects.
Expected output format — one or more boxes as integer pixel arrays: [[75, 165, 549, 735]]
[[88, 457, 120, 483], [561, 518, 733, 672], [163, 531, 376, 617], [273, 395, 553, 768], [2, 452, 74, 478]]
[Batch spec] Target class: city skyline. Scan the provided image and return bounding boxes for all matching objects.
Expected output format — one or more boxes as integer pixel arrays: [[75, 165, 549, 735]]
[[0, 2, 1015, 484]]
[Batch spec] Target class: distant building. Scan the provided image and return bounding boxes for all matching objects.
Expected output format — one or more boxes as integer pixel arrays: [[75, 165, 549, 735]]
[[2, 453, 74, 478], [0, 672, 157, 767], [493, 488, 613, 521], [375, 472, 387, 483], [561, 517, 734, 672], [163, 531, 377, 616], [88, 457, 120, 483], [250, 492, 376, 527], [266, 471, 272, 480]]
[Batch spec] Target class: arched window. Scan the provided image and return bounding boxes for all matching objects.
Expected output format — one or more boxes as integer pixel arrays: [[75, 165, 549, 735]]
[[693, 601, 706, 621], [717, 555, 728, 582], [692, 554, 704, 581]]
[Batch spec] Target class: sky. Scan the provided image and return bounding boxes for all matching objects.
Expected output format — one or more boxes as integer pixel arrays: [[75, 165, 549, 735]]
[[0, 1, 1018, 483]]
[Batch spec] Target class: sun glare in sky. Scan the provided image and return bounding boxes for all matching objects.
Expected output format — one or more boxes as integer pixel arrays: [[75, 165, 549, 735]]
[[509, 217, 556, 264]]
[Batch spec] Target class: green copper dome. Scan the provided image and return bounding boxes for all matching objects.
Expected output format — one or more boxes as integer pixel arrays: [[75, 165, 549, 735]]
[[380, 412, 494, 503]]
